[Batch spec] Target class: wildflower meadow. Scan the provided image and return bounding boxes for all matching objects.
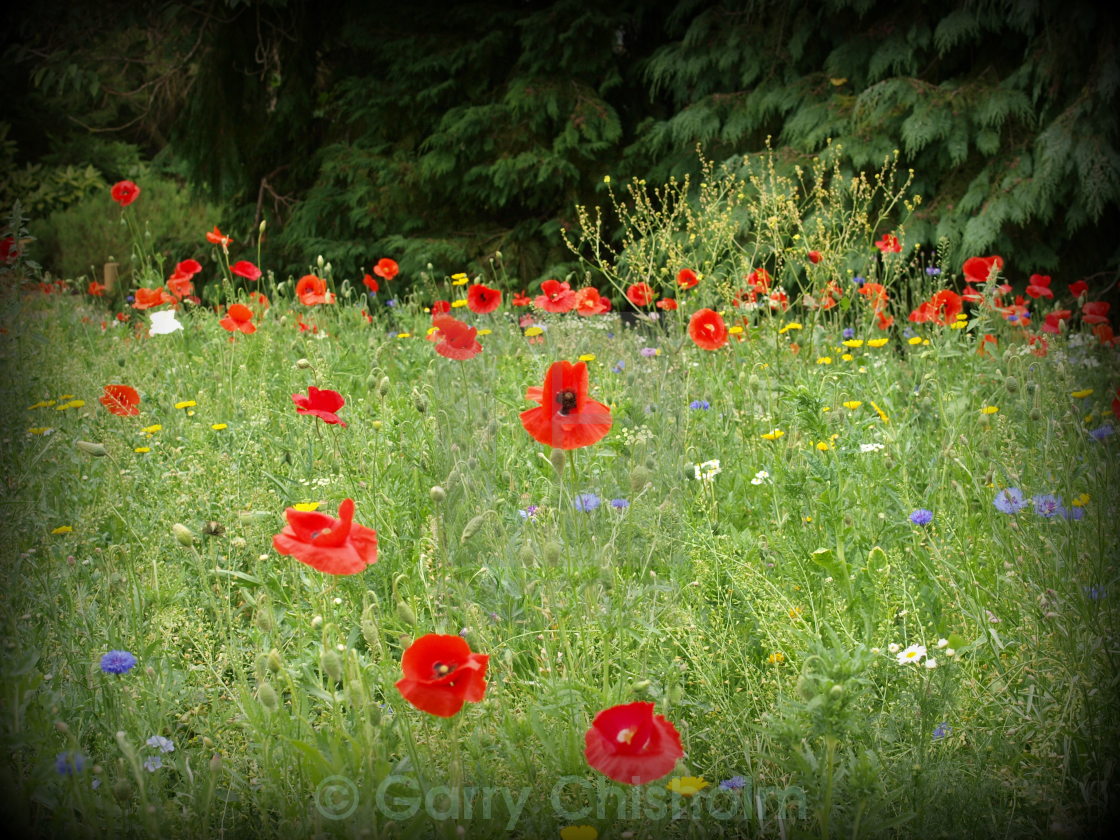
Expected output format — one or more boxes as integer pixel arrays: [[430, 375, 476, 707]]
[[1, 151, 1118, 839]]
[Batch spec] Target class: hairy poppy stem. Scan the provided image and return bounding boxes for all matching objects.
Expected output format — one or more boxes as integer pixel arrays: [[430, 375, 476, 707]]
[[458, 360, 474, 429]]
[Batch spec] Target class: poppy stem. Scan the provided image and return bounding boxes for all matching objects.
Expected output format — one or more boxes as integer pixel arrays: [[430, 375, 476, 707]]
[[458, 360, 474, 429]]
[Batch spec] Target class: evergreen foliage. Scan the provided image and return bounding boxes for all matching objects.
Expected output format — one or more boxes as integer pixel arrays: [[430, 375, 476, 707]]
[[5, 0, 1118, 286]]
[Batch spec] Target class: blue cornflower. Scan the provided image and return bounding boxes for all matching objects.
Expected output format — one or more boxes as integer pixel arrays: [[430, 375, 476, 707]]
[[125, 294, 135, 304], [612, 361, 625, 373], [1089, 424, 1114, 441], [143, 756, 163, 773], [385, 298, 397, 308], [852, 276, 865, 286], [842, 327, 856, 339], [146, 735, 175, 753], [518, 504, 539, 520], [925, 266, 942, 276], [719, 776, 747, 790], [902, 327, 916, 339], [993, 487, 1028, 514], [573, 493, 601, 512], [1062, 505, 1085, 521], [100, 650, 137, 675], [909, 508, 933, 526], [689, 400, 711, 410], [932, 722, 951, 740], [1085, 585, 1107, 600], [610, 498, 630, 509], [55, 751, 87, 775], [1032, 493, 1064, 518]]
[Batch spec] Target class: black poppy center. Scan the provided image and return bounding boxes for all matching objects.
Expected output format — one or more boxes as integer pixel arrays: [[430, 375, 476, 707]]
[[432, 661, 455, 678], [556, 390, 578, 414]]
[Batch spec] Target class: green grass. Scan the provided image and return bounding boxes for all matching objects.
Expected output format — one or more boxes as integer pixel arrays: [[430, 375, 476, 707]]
[[0, 278, 1116, 839]]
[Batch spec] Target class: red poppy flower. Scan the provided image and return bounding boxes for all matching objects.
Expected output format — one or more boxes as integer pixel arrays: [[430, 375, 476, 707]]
[[807, 251, 822, 264], [688, 308, 728, 350], [373, 258, 399, 281], [746, 268, 772, 293], [219, 303, 256, 334], [100, 384, 140, 416], [534, 279, 576, 313], [296, 274, 335, 306], [1025, 274, 1052, 299], [1069, 280, 1088, 299], [87, 281, 107, 297], [626, 283, 655, 307], [110, 180, 140, 207], [430, 300, 451, 317], [962, 255, 1004, 285], [432, 315, 482, 359], [876, 310, 895, 330], [977, 333, 998, 356], [231, 260, 262, 282], [132, 287, 176, 310], [205, 226, 233, 248], [272, 498, 377, 575], [1093, 323, 1117, 346], [520, 360, 612, 450], [175, 259, 202, 277], [512, 291, 532, 306], [656, 298, 678, 311], [395, 634, 489, 717], [584, 702, 683, 785], [909, 289, 962, 326], [1113, 388, 1120, 420], [961, 284, 983, 304], [1041, 309, 1072, 334], [291, 386, 347, 426], [0, 236, 19, 263], [768, 289, 789, 310], [248, 291, 270, 310], [677, 269, 699, 289], [467, 283, 502, 314], [875, 233, 901, 253], [1082, 300, 1111, 325], [362, 273, 379, 293], [574, 287, 610, 315], [859, 282, 889, 312], [1028, 333, 1049, 357], [166, 274, 194, 299]]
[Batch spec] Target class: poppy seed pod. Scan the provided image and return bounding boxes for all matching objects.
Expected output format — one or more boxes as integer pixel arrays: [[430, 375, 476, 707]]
[[361, 605, 381, 654], [266, 649, 282, 673], [396, 601, 417, 627], [378, 376, 391, 397], [1004, 375, 1019, 393], [172, 523, 195, 546], [257, 682, 279, 712], [255, 606, 274, 634], [429, 486, 447, 503], [320, 649, 343, 683], [76, 440, 109, 457], [550, 449, 567, 475], [295, 358, 311, 369], [112, 778, 132, 802], [544, 542, 562, 563]]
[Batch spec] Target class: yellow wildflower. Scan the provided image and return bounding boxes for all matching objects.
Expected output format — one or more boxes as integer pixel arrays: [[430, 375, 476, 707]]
[[778, 322, 802, 334], [396, 332, 411, 338], [729, 325, 744, 335], [980, 406, 999, 415], [817, 356, 832, 365], [1072, 493, 1090, 507], [842, 339, 864, 348], [450, 299, 468, 308], [134, 446, 151, 453], [761, 430, 784, 440], [175, 400, 197, 410], [51, 526, 73, 535], [477, 329, 492, 336], [870, 401, 889, 423], [768, 652, 785, 664], [211, 423, 228, 431], [141, 424, 162, 434], [907, 336, 923, 346], [816, 441, 830, 451], [524, 326, 544, 337], [1071, 389, 1094, 398], [666, 777, 708, 797], [842, 400, 862, 410], [293, 502, 320, 512], [578, 354, 596, 362], [560, 828, 599, 840], [841, 353, 854, 361], [27, 400, 56, 410], [28, 427, 51, 435], [867, 338, 889, 347]]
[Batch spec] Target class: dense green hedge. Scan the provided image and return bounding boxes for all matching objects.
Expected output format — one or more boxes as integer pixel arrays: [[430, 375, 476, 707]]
[[6, 0, 1118, 287]]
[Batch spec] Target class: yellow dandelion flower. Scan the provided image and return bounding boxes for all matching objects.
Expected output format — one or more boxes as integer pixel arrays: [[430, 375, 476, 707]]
[[293, 502, 320, 512], [816, 356, 832, 365], [768, 652, 785, 664], [729, 325, 744, 335], [867, 338, 889, 347], [1071, 389, 1094, 398], [450, 299, 468, 307], [578, 354, 596, 362], [477, 329, 492, 336], [788, 606, 803, 619], [666, 777, 708, 797], [55, 400, 85, 410], [27, 400, 56, 410], [841, 353, 854, 361], [907, 336, 923, 346], [175, 400, 197, 410], [842, 339, 864, 348], [141, 424, 162, 434], [761, 429, 784, 440], [524, 326, 543, 337], [450, 273, 469, 285], [816, 441, 830, 451], [396, 332, 411, 338], [870, 401, 889, 423], [778, 322, 802, 334], [842, 400, 862, 410], [950, 320, 967, 329], [603, 175, 611, 184], [51, 526, 73, 535], [134, 446, 151, 453], [955, 312, 968, 320], [426, 326, 440, 336], [922, 338, 930, 345], [980, 405, 999, 415], [211, 423, 228, 431], [822, 406, 831, 412]]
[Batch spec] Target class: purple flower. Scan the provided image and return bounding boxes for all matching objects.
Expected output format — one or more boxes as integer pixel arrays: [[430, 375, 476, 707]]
[[852, 276, 865, 286], [925, 266, 942, 276], [842, 327, 856, 339], [1089, 424, 1114, 441], [610, 498, 630, 509], [993, 487, 1028, 514], [143, 756, 163, 773], [639, 347, 659, 358], [1085, 585, 1106, 600], [55, 751, 86, 775], [932, 722, 951, 740], [146, 735, 175, 753], [518, 504, 539, 520], [1032, 493, 1064, 518], [720, 776, 747, 790], [573, 493, 601, 512], [689, 400, 711, 410], [902, 327, 916, 339], [1062, 505, 1085, 521], [909, 508, 933, 526], [385, 298, 397, 308], [612, 361, 625, 373], [100, 650, 137, 674]]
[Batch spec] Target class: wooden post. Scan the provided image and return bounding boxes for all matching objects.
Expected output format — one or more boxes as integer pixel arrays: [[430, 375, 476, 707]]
[[103, 261, 119, 295]]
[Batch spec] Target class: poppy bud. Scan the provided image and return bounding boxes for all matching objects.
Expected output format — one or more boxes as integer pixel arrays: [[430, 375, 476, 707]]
[[630, 465, 652, 492], [430, 486, 447, 503], [396, 601, 417, 627], [259, 219, 267, 235], [1029, 407, 1043, 421], [316, 254, 325, 269], [76, 440, 109, 457], [544, 542, 562, 563], [412, 388, 427, 413], [321, 648, 343, 683], [295, 358, 311, 369], [550, 449, 567, 476], [361, 604, 381, 654], [209, 753, 223, 773], [112, 778, 132, 802], [632, 679, 651, 692], [172, 523, 195, 546], [378, 376, 391, 397], [267, 649, 282, 673], [258, 682, 279, 712], [518, 543, 536, 565], [311, 615, 324, 629], [55, 720, 69, 733], [255, 605, 274, 634], [1004, 376, 1019, 393], [460, 511, 492, 544]]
